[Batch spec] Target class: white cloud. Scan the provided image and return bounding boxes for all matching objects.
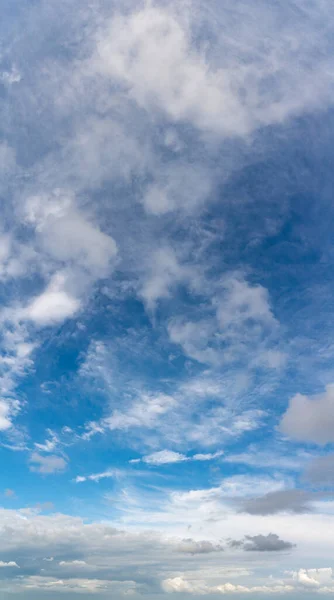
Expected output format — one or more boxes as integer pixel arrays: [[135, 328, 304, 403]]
[[13, 575, 137, 594], [0, 503, 334, 596], [140, 247, 193, 311], [29, 453, 67, 475], [0, 400, 12, 431], [168, 274, 282, 369], [142, 162, 212, 215], [0, 321, 36, 432], [106, 393, 176, 431], [34, 430, 60, 453], [280, 384, 334, 444], [289, 568, 333, 589], [168, 318, 218, 365], [162, 575, 294, 595], [132, 450, 224, 465], [92, 1, 334, 147], [0, 68, 21, 85], [75, 469, 121, 483], [0, 561, 19, 568], [94, 5, 250, 137], [216, 276, 275, 329], [137, 450, 188, 465], [192, 451, 224, 461], [224, 448, 312, 471], [22, 272, 80, 326], [24, 191, 117, 278], [59, 560, 87, 567], [0, 187, 117, 431]]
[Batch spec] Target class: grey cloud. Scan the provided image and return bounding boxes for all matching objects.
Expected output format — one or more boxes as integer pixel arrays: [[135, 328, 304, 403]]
[[240, 533, 295, 552], [240, 489, 313, 515], [175, 539, 224, 555], [29, 453, 67, 475], [303, 454, 334, 488], [0, 509, 223, 587], [279, 385, 334, 445]]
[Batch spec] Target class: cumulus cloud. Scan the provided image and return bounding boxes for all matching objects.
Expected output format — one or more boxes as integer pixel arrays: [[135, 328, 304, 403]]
[[0, 561, 19, 568], [23, 272, 81, 326], [94, 2, 334, 139], [280, 384, 334, 445], [288, 568, 333, 589], [23, 191, 117, 278], [168, 274, 282, 369], [94, 5, 249, 137], [0, 503, 332, 596], [162, 575, 294, 595], [2, 1, 334, 595], [29, 453, 67, 475]]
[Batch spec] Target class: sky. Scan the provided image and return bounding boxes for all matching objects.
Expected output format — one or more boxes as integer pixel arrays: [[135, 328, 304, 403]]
[[1, 0, 334, 597]]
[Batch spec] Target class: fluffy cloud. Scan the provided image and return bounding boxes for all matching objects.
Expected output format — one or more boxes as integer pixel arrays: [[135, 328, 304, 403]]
[[162, 576, 294, 595], [0, 504, 332, 596], [289, 568, 333, 589], [94, 2, 334, 140], [280, 384, 334, 444], [23, 272, 81, 326], [23, 191, 117, 278], [2, 1, 334, 596], [29, 453, 67, 475], [95, 5, 250, 137], [168, 274, 282, 369], [0, 561, 19, 568]]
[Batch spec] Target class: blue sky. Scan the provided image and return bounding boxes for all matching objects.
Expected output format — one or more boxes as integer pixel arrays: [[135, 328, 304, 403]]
[[1, 0, 334, 597]]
